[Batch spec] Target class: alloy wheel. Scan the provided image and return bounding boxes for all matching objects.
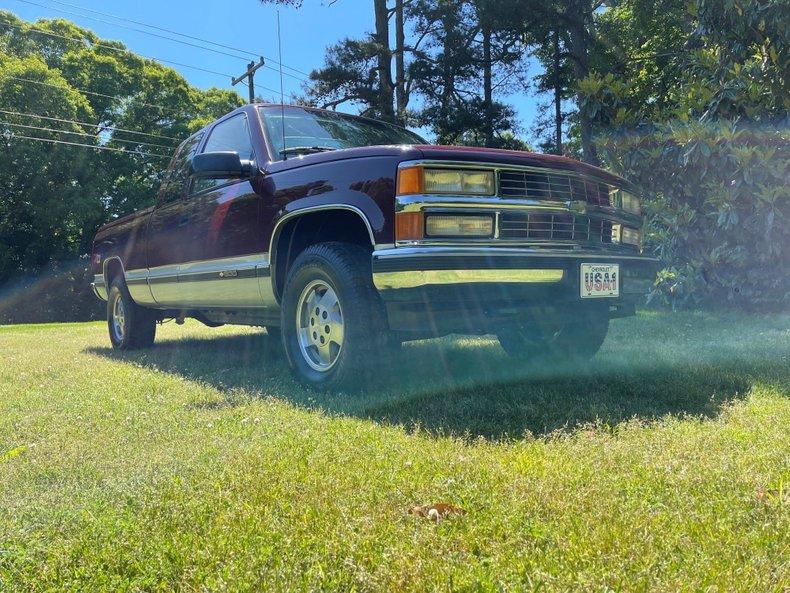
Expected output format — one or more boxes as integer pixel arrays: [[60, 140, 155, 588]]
[[295, 279, 344, 372], [112, 294, 126, 342]]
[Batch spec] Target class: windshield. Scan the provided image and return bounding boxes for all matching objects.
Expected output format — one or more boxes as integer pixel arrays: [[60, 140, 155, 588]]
[[258, 106, 426, 158]]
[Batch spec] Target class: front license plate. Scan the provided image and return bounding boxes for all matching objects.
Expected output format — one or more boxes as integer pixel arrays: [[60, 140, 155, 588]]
[[580, 263, 620, 298]]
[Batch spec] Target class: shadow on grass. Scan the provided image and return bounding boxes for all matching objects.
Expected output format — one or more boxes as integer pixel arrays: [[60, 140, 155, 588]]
[[86, 312, 789, 440]]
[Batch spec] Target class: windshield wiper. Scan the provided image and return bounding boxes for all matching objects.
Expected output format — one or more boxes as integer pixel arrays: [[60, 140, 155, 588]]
[[279, 146, 337, 156]]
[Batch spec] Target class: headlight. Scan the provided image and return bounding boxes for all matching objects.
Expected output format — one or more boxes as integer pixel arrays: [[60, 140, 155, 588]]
[[397, 166, 494, 196], [425, 214, 493, 238], [620, 191, 641, 215], [611, 224, 642, 248], [621, 226, 642, 247], [424, 169, 494, 195]]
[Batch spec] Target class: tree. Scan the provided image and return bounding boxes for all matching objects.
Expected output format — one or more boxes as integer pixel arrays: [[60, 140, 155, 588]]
[[304, 1, 420, 123], [0, 11, 243, 320], [580, 0, 789, 308]]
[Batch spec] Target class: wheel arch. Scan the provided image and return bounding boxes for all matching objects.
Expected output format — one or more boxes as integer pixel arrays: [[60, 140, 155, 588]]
[[269, 205, 375, 303], [103, 256, 126, 288]]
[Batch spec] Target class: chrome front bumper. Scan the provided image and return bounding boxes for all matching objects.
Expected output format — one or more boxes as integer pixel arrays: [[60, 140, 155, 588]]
[[372, 246, 658, 293]]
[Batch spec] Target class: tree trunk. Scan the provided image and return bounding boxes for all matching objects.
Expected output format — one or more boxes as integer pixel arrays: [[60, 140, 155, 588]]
[[395, 0, 407, 125], [482, 21, 493, 147], [440, 12, 455, 143], [567, 6, 599, 164], [373, 0, 395, 121], [553, 28, 562, 155]]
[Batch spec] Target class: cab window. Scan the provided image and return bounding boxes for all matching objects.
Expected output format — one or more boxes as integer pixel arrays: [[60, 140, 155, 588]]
[[192, 114, 254, 194], [158, 132, 203, 204]]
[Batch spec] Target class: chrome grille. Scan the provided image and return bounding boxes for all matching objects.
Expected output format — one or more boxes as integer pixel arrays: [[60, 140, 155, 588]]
[[498, 170, 612, 206], [499, 212, 613, 244]]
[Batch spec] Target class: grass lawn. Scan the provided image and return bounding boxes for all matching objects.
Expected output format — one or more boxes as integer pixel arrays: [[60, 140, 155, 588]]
[[1, 311, 788, 591]]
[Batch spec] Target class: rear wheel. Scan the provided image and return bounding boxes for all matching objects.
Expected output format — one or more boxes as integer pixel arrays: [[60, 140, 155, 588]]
[[107, 278, 157, 349], [281, 242, 387, 389], [497, 308, 610, 363]]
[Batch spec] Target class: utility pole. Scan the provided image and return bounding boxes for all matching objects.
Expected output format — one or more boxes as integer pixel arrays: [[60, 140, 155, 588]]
[[232, 57, 265, 104]]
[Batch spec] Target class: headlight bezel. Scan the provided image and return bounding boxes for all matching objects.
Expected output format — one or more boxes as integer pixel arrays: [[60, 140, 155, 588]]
[[397, 166, 495, 197], [424, 214, 495, 238], [619, 190, 642, 215]]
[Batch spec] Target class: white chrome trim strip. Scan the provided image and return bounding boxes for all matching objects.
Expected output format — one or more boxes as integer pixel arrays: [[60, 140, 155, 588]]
[[372, 246, 659, 262], [122, 253, 273, 309], [178, 253, 269, 278], [374, 269, 565, 290]]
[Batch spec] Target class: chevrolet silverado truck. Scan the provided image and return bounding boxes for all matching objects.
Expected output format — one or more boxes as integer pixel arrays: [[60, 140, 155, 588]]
[[90, 104, 657, 388]]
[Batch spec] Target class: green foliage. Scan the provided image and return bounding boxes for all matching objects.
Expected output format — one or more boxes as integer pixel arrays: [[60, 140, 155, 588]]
[[599, 121, 789, 309], [0, 11, 243, 315], [306, 37, 382, 115], [579, 0, 788, 309], [306, 0, 529, 146]]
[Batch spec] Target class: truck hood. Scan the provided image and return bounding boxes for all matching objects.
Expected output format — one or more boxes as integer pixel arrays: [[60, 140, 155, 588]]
[[266, 143, 630, 188], [414, 145, 630, 188], [264, 145, 424, 173]]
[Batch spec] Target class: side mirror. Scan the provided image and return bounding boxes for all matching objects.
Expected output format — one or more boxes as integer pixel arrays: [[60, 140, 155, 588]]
[[189, 151, 255, 179]]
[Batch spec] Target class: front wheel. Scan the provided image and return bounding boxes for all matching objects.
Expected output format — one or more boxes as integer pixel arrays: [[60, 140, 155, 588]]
[[107, 278, 157, 349], [280, 242, 387, 390]]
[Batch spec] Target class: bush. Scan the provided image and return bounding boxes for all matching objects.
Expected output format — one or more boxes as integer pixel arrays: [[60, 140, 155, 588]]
[[0, 258, 103, 324], [598, 121, 789, 310]]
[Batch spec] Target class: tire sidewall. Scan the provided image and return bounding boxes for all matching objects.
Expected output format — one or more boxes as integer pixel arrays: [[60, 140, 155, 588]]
[[107, 282, 132, 349], [281, 245, 382, 389]]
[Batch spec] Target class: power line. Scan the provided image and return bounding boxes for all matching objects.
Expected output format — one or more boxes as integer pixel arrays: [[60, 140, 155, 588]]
[[4, 75, 169, 111], [0, 22, 241, 82], [10, 0, 312, 83], [3, 23, 300, 101], [0, 121, 175, 150], [0, 109, 181, 141], [12, 0, 252, 61], [6, 74, 297, 124], [33, 0, 313, 79], [5, 133, 171, 159]]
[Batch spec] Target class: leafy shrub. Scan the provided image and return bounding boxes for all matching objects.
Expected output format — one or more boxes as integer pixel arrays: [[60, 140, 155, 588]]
[[597, 121, 789, 309], [0, 258, 103, 324]]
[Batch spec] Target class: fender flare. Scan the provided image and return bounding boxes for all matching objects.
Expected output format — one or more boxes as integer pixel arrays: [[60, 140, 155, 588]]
[[268, 204, 376, 302], [102, 256, 126, 288]]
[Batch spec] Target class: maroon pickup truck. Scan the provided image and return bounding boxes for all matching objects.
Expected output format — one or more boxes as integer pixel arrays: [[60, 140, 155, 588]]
[[90, 103, 657, 388]]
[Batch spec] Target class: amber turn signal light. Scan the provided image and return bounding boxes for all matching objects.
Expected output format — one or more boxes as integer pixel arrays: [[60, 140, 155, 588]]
[[396, 166, 423, 195], [395, 212, 424, 241]]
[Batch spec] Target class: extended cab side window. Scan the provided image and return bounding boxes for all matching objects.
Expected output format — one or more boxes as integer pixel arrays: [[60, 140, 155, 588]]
[[158, 132, 203, 204], [192, 114, 255, 194]]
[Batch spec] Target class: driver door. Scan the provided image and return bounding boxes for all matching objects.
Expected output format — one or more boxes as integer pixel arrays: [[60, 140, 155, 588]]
[[146, 132, 204, 306], [180, 112, 267, 308]]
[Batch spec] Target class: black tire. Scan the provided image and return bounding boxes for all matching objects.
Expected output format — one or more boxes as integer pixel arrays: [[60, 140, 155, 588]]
[[107, 278, 157, 349], [280, 242, 387, 390], [497, 308, 610, 364]]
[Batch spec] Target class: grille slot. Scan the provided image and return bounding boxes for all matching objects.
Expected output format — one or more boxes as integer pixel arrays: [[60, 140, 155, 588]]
[[499, 212, 613, 244], [499, 170, 612, 206]]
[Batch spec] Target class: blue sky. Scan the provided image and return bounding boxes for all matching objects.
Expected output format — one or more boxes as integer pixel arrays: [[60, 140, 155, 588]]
[[6, 0, 541, 142]]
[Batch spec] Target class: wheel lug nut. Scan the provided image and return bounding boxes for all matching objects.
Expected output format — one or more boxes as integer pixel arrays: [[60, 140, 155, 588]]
[[325, 325, 330, 334]]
